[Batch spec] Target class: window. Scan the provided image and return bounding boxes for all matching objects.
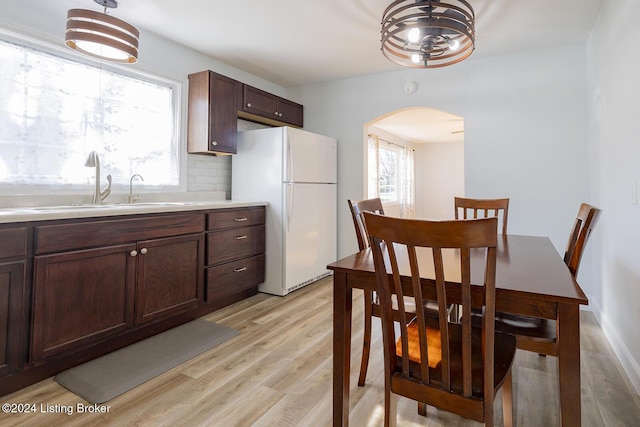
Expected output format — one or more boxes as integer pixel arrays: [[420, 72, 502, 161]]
[[0, 34, 180, 192], [377, 146, 400, 203]]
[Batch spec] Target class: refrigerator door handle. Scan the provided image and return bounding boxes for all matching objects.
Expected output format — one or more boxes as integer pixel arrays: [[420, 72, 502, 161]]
[[285, 134, 294, 182], [286, 182, 293, 232]]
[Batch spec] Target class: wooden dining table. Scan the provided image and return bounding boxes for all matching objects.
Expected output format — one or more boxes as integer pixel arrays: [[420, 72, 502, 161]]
[[327, 234, 588, 427]]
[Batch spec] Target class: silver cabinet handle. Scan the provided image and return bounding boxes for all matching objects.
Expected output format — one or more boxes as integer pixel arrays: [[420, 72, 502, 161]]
[[247, 103, 252, 107], [233, 267, 247, 273], [140, 248, 148, 254], [234, 235, 248, 240], [274, 111, 279, 116], [130, 250, 137, 257], [211, 141, 218, 146], [234, 217, 248, 222]]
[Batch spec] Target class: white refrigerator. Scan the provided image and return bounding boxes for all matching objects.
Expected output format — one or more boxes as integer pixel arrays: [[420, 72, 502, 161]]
[[232, 126, 337, 296]]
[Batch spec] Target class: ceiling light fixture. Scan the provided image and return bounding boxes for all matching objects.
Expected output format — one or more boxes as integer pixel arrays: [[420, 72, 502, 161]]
[[381, 0, 475, 69], [65, 0, 139, 64]]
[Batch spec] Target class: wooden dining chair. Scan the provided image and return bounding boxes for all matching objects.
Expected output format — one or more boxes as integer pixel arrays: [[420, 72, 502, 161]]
[[364, 212, 516, 427], [453, 197, 510, 324], [482, 202, 601, 357], [348, 198, 443, 390], [455, 197, 510, 235], [347, 198, 385, 387]]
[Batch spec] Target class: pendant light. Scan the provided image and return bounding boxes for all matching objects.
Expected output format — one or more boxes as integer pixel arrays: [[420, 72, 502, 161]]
[[65, 0, 139, 64], [381, 0, 475, 68]]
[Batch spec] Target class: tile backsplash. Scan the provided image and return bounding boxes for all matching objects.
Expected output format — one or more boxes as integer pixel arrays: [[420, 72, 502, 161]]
[[186, 120, 269, 198]]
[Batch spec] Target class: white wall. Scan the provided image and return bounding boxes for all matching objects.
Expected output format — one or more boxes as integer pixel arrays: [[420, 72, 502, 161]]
[[292, 46, 591, 288], [368, 123, 464, 222], [414, 141, 465, 220], [587, 0, 640, 393]]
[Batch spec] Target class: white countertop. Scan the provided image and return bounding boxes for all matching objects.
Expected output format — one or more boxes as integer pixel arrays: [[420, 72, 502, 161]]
[[0, 200, 267, 224]]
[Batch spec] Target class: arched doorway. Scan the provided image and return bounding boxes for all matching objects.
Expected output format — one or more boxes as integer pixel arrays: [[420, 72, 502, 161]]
[[364, 107, 465, 219]]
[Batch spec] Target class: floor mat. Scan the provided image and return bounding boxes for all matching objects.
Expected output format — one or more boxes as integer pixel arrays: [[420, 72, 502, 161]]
[[55, 319, 239, 403]]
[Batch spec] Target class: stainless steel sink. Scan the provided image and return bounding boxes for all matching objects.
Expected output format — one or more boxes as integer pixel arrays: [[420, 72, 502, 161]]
[[21, 202, 200, 211], [22, 205, 118, 211]]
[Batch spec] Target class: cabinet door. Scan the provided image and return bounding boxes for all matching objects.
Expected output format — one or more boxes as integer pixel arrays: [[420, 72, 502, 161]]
[[0, 262, 26, 376], [32, 244, 136, 362], [187, 71, 239, 154], [276, 97, 304, 127], [208, 72, 239, 153], [242, 85, 277, 118], [135, 234, 204, 324]]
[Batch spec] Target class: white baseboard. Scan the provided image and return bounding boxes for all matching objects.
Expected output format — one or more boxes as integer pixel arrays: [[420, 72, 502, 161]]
[[589, 298, 640, 394]]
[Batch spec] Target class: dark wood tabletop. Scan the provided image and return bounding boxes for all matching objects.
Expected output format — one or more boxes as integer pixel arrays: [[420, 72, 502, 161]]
[[328, 234, 588, 426]]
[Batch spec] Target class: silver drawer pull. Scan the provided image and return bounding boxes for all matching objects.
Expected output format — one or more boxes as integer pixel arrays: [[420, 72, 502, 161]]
[[130, 250, 137, 257], [234, 235, 248, 240], [234, 217, 248, 222], [140, 248, 148, 254], [233, 267, 247, 273]]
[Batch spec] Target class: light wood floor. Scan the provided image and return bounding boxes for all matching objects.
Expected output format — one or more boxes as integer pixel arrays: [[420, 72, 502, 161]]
[[2, 277, 639, 426]]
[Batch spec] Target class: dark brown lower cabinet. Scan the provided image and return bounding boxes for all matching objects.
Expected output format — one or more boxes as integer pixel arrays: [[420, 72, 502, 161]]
[[31, 244, 137, 363], [0, 206, 264, 397], [205, 208, 266, 302], [0, 261, 26, 376]]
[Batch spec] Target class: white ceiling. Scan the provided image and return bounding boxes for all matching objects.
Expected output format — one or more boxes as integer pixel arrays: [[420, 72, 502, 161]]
[[372, 108, 464, 144], [36, 0, 605, 143], [48, 0, 605, 88]]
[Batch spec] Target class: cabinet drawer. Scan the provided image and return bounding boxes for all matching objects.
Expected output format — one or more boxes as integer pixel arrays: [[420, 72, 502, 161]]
[[0, 227, 27, 260], [206, 254, 264, 301], [207, 225, 265, 265], [207, 207, 265, 230], [35, 212, 205, 254]]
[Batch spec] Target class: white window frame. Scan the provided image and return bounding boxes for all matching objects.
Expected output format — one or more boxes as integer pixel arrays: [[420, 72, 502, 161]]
[[0, 26, 184, 195]]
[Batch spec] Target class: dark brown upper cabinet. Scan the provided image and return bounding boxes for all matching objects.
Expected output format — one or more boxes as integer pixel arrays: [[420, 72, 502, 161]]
[[187, 71, 240, 155], [240, 85, 304, 128], [187, 70, 304, 155]]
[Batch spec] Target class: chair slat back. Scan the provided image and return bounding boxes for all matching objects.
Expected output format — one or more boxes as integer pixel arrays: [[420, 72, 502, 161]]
[[564, 203, 601, 277], [364, 212, 498, 402], [348, 198, 385, 250], [454, 197, 509, 235]]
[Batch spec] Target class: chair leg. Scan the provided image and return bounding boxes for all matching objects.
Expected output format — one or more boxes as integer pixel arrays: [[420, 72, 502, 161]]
[[385, 388, 399, 427], [418, 402, 427, 416], [358, 290, 373, 386], [502, 369, 514, 427]]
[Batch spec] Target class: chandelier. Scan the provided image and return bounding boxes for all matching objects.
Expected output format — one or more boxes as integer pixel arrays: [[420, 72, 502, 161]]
[[65, 0, 139, 64], [381, 0, 475, 68]]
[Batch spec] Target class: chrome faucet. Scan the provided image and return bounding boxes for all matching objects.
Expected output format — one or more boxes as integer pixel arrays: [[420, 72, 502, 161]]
[[84, 151, 112, 205], [128, 174, 144, 203]]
